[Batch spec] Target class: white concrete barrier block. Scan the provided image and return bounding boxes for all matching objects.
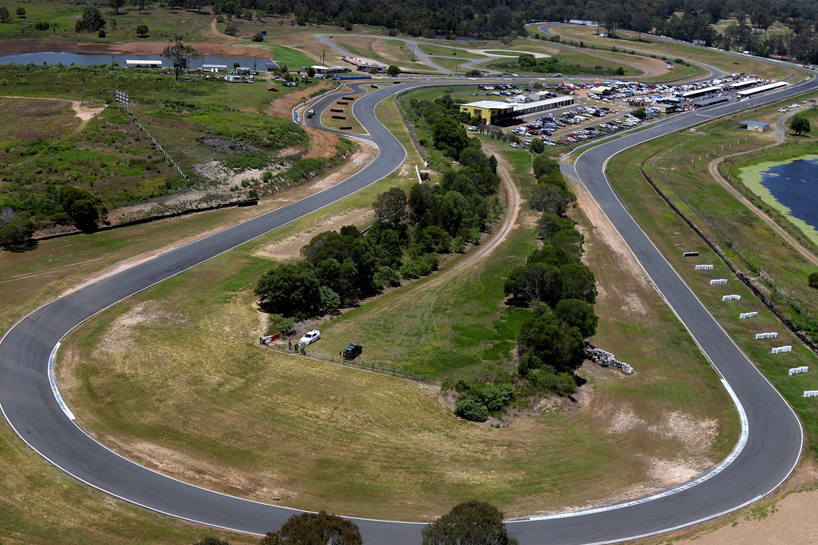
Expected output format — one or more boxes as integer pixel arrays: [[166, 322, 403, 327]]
[[710, 279, 728, 285], [804, 390, 818, 398], [789, 366, 809, 376], [722, 294, 741, 301], [755, 332, 779, 340], [695, 264, 714, 271], [772, 345, 792, 354], [739, 311, 759, 319]]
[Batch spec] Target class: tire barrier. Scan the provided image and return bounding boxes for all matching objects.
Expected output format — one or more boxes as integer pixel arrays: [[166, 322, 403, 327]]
[[740, 311, 759, 319], [755, 332, 779, 339], [585, 343, 634, 374], [343, 96, 357, 101], [340, 126, 353, 130], [331, 115, 346, 119], [771, 345, 793, 354], [722, 295, 742, 301], [695, 264, 714, 270], [330, 108, 344, 113], [337, 101, 349, 105], [683, 251, 700, 257], [789, 366, 809, 375], [710, 279, 728, 285]]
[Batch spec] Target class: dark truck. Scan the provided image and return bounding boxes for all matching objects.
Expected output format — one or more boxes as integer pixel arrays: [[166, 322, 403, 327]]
[[343, 344, 363, 360]]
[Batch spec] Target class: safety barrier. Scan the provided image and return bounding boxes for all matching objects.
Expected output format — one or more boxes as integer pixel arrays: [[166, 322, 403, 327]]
[[722, 294, 741, 301], [755, 332, 779, 339], [585, 344, 634, 374], [710, 279, 728, 285], [695, 264, 714, 270], [804, 390, 818, 398], [683, 251, 699, 257], [771, 345, 792, 354], [739, 311, 759, 319], [789, 366, 808, 375]]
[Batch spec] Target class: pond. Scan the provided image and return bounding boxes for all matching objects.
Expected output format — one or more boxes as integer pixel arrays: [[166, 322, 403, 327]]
[[0, 51, 270, 69], [740, 154, 818, 245]]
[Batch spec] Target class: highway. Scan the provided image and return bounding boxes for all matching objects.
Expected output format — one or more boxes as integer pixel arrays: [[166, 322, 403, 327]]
[[0, 58, 816, 544]]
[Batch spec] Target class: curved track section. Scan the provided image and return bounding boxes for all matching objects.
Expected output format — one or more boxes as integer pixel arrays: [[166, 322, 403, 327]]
[[0, 67, 816, 544]]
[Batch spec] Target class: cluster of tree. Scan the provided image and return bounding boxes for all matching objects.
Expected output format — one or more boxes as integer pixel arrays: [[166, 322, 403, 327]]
[[511, 53, 626, 76], [256, 145, 500, 321], [0, 206, 34, 249], [193, 501, 516, 545], [451, 374, 515, 422], [0, 186, 102, 236], [508, 156, 597, 396], [405, 95, 475, 159]]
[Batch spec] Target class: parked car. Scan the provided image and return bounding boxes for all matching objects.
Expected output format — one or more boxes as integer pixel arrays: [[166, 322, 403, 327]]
[[467, 126, 478, 131], [343, 344, 363, 360], [267, 87, 279, 92], [300, 330, 321, 345]]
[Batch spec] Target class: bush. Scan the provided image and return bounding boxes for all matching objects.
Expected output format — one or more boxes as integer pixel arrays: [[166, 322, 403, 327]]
[[267, 313, 295, 335], [527, 365, 577, 396], [454, 395, 489, 422], [809, 272, 818, 290], [374, 265, 401, 287], [0, 207, 34, 248], [98, 29, 106, 37], [474, 383, 514, 411], [224, 24, 238, 36], [136, 24, 149, 37], [251, 33, 264, 42]]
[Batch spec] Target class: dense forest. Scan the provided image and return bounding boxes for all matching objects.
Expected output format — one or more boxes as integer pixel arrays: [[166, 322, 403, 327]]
[[209, 0, 818, 64]]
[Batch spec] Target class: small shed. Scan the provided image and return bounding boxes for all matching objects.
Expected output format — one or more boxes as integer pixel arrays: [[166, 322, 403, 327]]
[[739, 120, 770, 132]]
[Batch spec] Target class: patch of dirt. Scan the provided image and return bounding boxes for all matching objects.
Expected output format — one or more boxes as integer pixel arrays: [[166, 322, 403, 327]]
[[648, 411, 719, 452], [304, 126, 341, 159], [649, 458, 701, 486], [267, 82, 335, 119], [96, 303, 187, 355], [570, 178, 651, 315], [0, 95, 105, 125], [254, 207, 374, 260], [608, 406, 645, 434]]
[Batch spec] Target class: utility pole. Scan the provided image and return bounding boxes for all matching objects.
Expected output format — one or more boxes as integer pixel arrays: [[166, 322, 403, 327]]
[[410, 44, 415, 62], [322, 46, 325, 66]]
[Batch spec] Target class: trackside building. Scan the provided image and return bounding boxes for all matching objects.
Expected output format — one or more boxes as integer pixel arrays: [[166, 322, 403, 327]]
[[460, 96, 574, 124]]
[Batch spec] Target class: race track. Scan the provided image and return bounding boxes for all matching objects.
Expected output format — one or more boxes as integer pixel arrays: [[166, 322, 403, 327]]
[[1, 60, 816, 544]]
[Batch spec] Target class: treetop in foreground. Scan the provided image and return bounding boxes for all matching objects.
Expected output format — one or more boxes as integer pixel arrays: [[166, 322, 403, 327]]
[[422, 501, 518, 545]]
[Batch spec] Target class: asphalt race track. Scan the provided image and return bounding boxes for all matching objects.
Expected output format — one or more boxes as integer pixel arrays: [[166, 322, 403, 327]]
[[1, 56, 816, 544]]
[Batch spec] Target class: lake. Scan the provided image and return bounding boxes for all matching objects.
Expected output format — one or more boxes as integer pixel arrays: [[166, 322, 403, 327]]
[[742, 154, 818, 244], [0, 51, 269, 69]]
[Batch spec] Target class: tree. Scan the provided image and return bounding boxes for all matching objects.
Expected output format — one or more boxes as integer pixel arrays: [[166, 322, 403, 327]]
[[255, 261, 321, 319], [373, 187, 407, 227], [0, 7, 10, 23], [75, 7, 106, 33], [529, 138, 545, 154], [632, 107, 647, 120], [16, 6, 25, 17], [0, 207, 34, 248], [192, 538, 230, 545], [518, 310, 586, 374], [454, 396, 489, 422], [631, 11, 652, 39], [422, 501, 518, 545], [554, 298, 598, 338], [488, 155, 498, 174], [133, 0, 150, 14], [136, 24, 149, 37], [387, 64, 401, 77], [809, 272, 818, 289], [58, 186, 99, 231], [560, 263, 597, 303], [319, 285, 341, 314], [108, 0, 126, 14], [789, 115, 811, 136], [307, 66, 316, 78], [603, 5, 627, 37], [162, 39, 200, 81], [260, 511, 362, 545]]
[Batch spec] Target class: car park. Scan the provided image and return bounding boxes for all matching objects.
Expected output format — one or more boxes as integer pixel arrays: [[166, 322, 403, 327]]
[[299, 330, 321, 345]]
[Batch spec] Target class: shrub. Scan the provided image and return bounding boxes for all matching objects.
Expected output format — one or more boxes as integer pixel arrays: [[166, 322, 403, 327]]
[[454, 395, 489, 422], [136, 24, 149, 37], [374, 265, 401, 287], [267, 314, 295, 335], [527, 365, 577, 396], [251, 33, 264, 42], [809, 272, 818, 290], [224, 24, 238, 36], [98, 29, 106, 37]]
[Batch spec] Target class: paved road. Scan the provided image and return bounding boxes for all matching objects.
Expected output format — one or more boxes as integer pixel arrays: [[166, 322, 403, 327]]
[[0, 66, 816, 544], [314, 34, 448, 73]]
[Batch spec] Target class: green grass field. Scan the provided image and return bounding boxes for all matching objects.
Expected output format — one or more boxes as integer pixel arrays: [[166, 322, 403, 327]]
[[57, 107, 737, 521], [606, 108, 818, 459]]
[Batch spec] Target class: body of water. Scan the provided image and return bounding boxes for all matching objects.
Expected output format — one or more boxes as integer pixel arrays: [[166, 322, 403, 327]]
[[0, 51, 269, 69], [758, 155, 818, 236]]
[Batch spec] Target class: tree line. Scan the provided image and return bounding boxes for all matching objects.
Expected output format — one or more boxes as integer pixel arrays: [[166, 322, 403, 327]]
[[448, 154, 598, 423], [192, 500, 518, 545], [256, 98, 500, 321]]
